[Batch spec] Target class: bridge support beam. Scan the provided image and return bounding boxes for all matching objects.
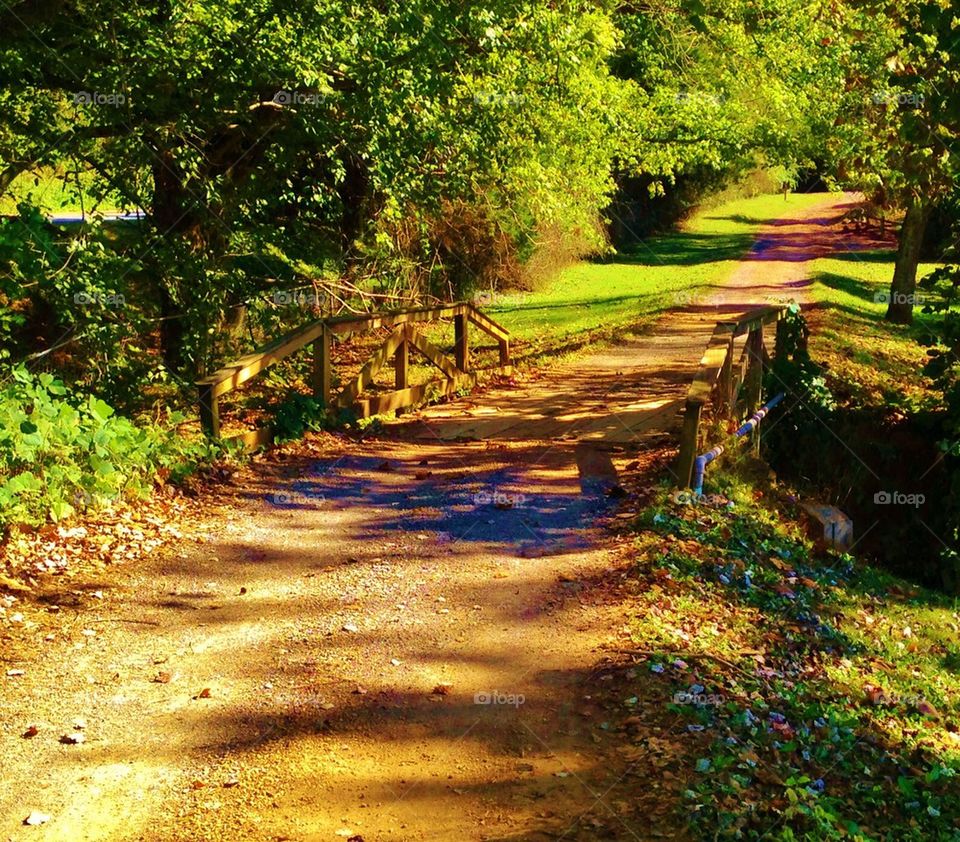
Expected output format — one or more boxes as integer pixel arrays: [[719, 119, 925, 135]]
[[313, 325, 331, 406], [455, 313, 470, 373]]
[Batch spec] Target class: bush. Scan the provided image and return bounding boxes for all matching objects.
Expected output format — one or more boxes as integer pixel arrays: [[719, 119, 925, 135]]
[[0, 366, 214, 528]]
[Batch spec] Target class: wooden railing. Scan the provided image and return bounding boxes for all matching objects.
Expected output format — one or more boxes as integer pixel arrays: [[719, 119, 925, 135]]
[[196, 302, 511, 449], [675, 305, 795, 487]]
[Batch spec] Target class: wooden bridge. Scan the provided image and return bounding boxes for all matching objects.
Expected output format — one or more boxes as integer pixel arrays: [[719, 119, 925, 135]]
[[197, 302, 512, 450], [197, 300, 797, 487]]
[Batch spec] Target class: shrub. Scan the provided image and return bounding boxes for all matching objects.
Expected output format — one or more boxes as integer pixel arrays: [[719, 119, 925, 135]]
[[0, 366, 214, 528]]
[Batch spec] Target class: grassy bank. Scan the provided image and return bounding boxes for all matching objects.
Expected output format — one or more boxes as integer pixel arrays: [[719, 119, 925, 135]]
[[804, 254, 941, 409], [622, 472, 960, 840]]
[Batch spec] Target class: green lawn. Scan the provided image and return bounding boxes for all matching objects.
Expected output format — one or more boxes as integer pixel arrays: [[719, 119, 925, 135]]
[[805, 254, 941, 408], [0, 167, 125, 215], [490, 192, 832, 351]]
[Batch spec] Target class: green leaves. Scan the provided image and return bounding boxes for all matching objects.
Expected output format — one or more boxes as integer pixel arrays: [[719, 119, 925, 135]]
[[0, 366, 213, 528], [88, 397, 114, 423]]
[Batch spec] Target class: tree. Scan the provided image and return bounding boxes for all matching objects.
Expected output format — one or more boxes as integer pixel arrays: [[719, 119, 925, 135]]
[[836, 0, 960, 324]]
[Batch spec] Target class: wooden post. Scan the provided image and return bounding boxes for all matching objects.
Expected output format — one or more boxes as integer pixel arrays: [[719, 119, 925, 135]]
[[395, 331, 409, 389], [775, 315, 788, 362], [454, 312, 469, 373], [394, 330, 409, 415], [499, 337, 510, 367], [198, 384, 220, 439], [313, 324, 331, 406], [718, 335, 734, 419], [675, 399, 703, 488], [744, 326, 764, 417]]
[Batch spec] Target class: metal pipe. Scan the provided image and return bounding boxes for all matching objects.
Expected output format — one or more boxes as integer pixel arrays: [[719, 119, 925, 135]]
[[692, 393, 785, 494]]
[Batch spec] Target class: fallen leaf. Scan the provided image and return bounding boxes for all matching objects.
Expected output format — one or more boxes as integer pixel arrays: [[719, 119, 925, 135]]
[[432, 683, 453, 696], [153, 671, 172, 684], [22, 725, 39, 739], [24, 811, 51, 826], [60, 732, 85, 745], [195, 687, 212, 700]]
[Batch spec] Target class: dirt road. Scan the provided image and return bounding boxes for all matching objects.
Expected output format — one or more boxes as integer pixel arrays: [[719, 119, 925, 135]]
[[0, 193, 884, 841]]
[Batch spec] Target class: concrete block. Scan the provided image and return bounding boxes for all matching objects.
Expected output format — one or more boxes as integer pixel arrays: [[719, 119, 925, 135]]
[[801, 503, 853, 552]]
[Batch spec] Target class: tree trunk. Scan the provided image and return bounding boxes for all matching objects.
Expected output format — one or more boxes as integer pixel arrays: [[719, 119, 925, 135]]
[[150, 150, 199, 373], [885, 198, 930, 325]]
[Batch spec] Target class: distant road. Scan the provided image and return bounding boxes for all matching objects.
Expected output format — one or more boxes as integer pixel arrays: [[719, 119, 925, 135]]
[[48, 210, 145, 224]]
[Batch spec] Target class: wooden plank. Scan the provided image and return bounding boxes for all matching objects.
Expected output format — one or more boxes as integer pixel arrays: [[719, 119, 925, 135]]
[[395, 333, 409, 390], [467, 308, 510, 342], [334, 325, 408, 408], [352, 373, 478, 418], [325, 304, 464, 336], [224, 425, 274, 452], [717, 333, 734, 418], [687, 326, 735, 404], [454, 312, 469, 372], [729, 305, 784, 337], [744, 326, 764, 416], [312, 325, 331, 405], [405, 326, 460, 379], [775, 317, 790, 361], [198, 319, 326, 396]]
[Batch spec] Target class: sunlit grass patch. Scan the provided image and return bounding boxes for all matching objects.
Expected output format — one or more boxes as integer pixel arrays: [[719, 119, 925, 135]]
[[807, 255, 941, 410], [491, 193, 831, 353]]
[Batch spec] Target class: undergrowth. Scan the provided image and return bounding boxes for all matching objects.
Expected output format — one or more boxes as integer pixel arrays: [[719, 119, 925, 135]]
[[627, 473, 960, 840], [0, 366, 216, 528]]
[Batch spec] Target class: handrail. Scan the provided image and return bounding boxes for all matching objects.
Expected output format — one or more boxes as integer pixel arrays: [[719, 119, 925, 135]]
[[197, 301, 511, 448], [675, 304, 793, 487]]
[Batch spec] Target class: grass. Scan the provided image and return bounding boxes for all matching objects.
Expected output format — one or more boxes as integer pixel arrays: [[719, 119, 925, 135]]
[[804, 254, 941, 409], [489, 192, 832, 353], [624, 472, 960, 840], [0, 166, 126, 215], [612, 234, 957, 837]]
